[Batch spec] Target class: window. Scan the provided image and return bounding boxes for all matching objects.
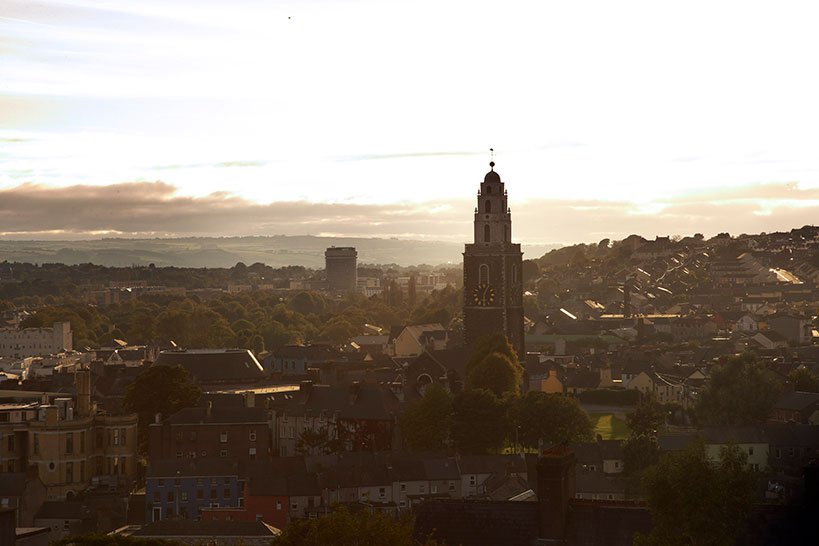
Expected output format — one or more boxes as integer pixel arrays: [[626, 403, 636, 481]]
[[113, 429, 120, 446], [449, 481, 456, 492], [276, 501, 282, 510], [6, 461, 14, 472], [748, 447, 754, 456], [431, 484, 438, 494], [776, 448, 782, 459], [196, 490, 204, 500], [483, 224, 490, 242], [224, 488, 231, 499], [249, 447, 257, 461], [175, 431, 183, 442], [120, 428, 127, 446], [211, 478, 218, 486], [290, 501, 298, 510], [211, 489, 218, 499], [176, 451, 183, 459], [167, 492, 175, 502], [189, 431, 197, 442], [399, 500, 407, 507], [479, 264, 489, 284], [153, 492, 160, 502], [181, 492, 188, 501], [80, 431, 85, 453], [400, 483, 406, 492], [158, 479, 165, 486], [33, 433, 39, 454], [469, 475, 476, 486], [379, 487, 386, 498], [220, 450, 228, 457], [174, 478, 181, 486], [8, 435, 14, 452], [65, 462, 74, 483], [197, 478, 204, 486], [220, 432, 228, 443], [419, 484, 426, 493]]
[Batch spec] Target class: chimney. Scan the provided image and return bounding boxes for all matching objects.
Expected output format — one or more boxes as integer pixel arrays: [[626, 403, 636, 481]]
[[74, 369, 91, 417], [243, 391, 255, 408], [348, 381, 361, 405], [623, 277, 632, 318], [537, 445, 576, 542]]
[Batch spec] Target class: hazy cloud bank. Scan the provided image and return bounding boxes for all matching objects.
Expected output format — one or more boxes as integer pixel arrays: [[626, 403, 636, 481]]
[[0, 181, 816, 244]]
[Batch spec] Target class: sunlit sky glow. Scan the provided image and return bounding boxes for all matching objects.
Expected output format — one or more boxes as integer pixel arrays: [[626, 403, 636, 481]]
[[2, 0, 819, 244]]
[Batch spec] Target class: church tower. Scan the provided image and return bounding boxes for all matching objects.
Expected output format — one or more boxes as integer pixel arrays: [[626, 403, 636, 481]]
[[463, 159, 525, 360]]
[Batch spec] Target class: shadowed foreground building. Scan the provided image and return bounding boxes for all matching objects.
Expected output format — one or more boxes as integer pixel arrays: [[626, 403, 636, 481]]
[[413, 447, 819, 546]]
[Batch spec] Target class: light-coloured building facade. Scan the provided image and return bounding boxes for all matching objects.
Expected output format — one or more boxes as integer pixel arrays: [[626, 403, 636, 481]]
[[0, 370, 138, 499], [0, 322, 72, 358]]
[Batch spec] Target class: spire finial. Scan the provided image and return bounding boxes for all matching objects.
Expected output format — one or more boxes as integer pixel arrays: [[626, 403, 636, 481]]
[[489, 147, 495, 170]]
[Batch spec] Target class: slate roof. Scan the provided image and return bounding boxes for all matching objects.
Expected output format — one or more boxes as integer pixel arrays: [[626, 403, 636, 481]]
[[0, 473, 26, 496], [35, 502, 92, 520], [263, 382, 400, 421], [764, 424, 819, 447], [147, 457, 240, 478], [414, 499, 539, 546], [246, 458, 320, 497], [166, 405, 268, 425], [774, 391, 819, 412], [154, 349, 265, 383]]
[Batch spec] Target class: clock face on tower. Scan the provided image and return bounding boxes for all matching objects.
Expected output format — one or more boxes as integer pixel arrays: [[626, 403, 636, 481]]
[[472, 282, 496, 306]]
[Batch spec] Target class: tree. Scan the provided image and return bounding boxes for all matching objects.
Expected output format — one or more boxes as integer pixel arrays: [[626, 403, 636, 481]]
[[465, 333, 522, 397], [452, 389, 508, 454], [467, 352, 521, 397], [626, 396, 666, 437], [273, 506, 441, 546], [622, 435, 660, 475], [509, 391, 593, 449], [123, 365, 201, 452], [787, 366, 819, 393], [635, 441, 756, 546], [399, 384, 454, 451], [695, 353, 783, 426]]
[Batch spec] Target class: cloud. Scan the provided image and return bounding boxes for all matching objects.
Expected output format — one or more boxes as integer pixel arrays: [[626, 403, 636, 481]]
[[0, 181, 816, 244]]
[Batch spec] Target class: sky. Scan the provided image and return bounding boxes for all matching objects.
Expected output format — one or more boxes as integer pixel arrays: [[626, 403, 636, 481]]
[[2, 0, 819, 245]]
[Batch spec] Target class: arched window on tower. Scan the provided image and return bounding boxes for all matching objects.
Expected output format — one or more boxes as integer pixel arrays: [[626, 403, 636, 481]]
[[479, 264, 489, 284], [484, 224, 491, 242], [485, 200, 492, 213], [486, 185, 492, 194]]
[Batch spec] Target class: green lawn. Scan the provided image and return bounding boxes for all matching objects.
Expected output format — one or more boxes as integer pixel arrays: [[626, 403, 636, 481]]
[[589, 413, 630, 440]]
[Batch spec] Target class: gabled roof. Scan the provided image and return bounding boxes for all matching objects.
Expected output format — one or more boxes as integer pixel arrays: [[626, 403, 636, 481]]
[[774, 391, 819, 412], [165, 405, 268, 425], [263, 383, 400, 420], [0, 473, 27, 496], [154, 349, 265, 383], [147, 457, 240, 478], [246, 458, 320, 497]]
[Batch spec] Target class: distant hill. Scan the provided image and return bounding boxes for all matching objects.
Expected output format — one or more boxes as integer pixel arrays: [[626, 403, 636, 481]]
[[0, 236, 561, 268]]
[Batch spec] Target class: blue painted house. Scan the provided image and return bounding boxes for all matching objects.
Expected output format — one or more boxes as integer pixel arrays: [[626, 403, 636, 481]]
[[145, 458, 243, 522]]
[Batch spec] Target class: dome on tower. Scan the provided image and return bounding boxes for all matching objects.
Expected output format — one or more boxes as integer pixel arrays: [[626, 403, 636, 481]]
[[484, 161, 500, 183]]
